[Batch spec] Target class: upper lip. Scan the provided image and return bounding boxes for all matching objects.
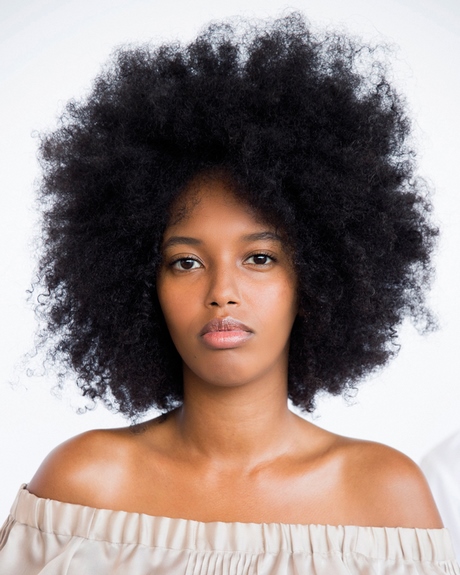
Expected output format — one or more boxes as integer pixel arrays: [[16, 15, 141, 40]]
[[199, 317, 253, 336]]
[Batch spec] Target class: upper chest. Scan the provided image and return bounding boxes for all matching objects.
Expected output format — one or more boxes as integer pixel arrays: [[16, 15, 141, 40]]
[[99, 442, 369, 524]]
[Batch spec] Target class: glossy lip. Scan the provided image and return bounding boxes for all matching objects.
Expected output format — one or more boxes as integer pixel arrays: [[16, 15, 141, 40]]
[[199, 317, 253, 350], [199, 317, 253, 336]]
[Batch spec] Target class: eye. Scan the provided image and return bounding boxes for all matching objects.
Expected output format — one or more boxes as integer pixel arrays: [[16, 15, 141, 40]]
[[245, 253, 276, 266], [171, 258, 202, 271]]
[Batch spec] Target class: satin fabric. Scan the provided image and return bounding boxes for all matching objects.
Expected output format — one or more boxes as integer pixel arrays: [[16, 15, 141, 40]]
[[0, 485, 459, 574]]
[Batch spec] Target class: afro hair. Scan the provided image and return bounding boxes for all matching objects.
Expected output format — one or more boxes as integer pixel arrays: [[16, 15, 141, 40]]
[[34, 13, 437, 418]]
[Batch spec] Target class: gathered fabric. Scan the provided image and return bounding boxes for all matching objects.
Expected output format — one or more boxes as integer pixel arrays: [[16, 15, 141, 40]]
[[0, 485, 459, 574]]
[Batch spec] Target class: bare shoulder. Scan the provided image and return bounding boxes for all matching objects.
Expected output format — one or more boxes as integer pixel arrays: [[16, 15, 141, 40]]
[[27, 426, 142, 508], [339, 438, 443, 528]]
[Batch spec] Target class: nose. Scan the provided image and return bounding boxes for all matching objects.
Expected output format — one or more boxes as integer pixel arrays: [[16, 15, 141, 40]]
[[206, 264, 240, 308]]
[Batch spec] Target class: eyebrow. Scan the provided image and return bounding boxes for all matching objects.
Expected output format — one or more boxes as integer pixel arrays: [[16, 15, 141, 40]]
[[241, 231, 283, 243], [162, 231, 283, 250], [162, 236, 202, 249]]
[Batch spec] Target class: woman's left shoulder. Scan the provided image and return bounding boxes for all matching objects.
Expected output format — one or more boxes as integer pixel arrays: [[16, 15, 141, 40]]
[[336, 437, 443, 528]]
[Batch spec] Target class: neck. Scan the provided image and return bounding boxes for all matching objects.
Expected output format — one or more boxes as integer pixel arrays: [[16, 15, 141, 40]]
[[171, 366, 301, 466]]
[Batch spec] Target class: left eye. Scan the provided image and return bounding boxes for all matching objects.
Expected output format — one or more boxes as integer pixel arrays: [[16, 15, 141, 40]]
[[172, 258, 201, 270], [246, 254, 273, 265]]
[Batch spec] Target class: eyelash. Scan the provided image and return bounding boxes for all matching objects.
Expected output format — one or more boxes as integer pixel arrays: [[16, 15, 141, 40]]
[[170, 257, 202, 271], [169, 251, 277, 271], [245, 251, 277, 266]]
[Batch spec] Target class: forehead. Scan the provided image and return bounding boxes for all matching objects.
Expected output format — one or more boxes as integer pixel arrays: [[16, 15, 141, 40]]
[[166, 175, 268, 231], [162, 174, 295, 263]]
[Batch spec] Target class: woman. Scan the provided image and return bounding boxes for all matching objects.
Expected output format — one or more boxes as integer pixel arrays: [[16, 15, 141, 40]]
[[0, 13, 458, 574]]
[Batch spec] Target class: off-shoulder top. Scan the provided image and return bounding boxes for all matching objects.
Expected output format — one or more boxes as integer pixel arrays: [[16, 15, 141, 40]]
[[0, 485, 459, 574]]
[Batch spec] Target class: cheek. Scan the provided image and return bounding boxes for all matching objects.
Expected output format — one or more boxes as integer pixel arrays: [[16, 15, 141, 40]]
[[248, 278, 298, 334], [157, 277, 197, 351], [156, 276, 179, 333]]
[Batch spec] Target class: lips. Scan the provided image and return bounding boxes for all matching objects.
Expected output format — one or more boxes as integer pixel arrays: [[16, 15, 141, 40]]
[[199, 317, 252, 336], [199, 317, 253, 349]]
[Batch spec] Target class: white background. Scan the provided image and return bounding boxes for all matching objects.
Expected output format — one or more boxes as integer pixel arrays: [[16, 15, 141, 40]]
[[0, 0, 459, 521]]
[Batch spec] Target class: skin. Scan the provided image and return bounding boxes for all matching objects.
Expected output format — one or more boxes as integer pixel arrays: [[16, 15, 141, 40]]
[[28, 175, 443, 528]]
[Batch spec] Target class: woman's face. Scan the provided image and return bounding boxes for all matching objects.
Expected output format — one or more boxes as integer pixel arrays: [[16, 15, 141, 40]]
[[157, 176, 298, 391]]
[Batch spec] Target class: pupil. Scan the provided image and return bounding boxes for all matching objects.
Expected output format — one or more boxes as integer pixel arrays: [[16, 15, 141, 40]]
[[181, 260, 194, 269], [254, 255, 267, 264]]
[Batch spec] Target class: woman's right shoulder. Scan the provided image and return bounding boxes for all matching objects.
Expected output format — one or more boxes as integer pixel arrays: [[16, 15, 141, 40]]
[[27, 427, 137, 508]]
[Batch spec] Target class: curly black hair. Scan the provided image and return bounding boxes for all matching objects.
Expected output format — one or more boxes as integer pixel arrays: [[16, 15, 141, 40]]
[[35, 13, 437, 418]]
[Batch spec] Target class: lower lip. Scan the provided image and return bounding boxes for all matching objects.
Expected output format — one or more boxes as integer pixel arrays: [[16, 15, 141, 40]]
[[201, 330, 253, 349]]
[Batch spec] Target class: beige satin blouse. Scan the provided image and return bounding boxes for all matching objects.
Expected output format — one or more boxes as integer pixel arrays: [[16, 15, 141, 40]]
[[0, 485, 459, 574]]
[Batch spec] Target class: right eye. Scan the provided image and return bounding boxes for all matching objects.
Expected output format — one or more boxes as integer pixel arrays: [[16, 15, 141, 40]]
[[171, 258, 202, 271]]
